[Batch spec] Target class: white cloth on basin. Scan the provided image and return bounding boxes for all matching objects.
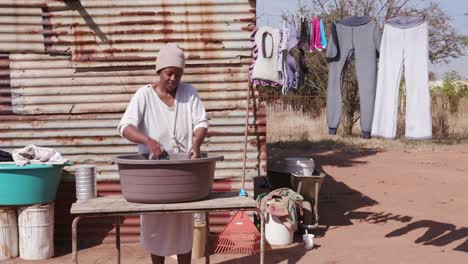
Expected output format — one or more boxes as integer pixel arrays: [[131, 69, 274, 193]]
[[12, 144, 68, 166]]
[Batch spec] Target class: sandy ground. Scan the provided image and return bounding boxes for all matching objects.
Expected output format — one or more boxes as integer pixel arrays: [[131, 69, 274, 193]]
[[4, 144, 468, 264]]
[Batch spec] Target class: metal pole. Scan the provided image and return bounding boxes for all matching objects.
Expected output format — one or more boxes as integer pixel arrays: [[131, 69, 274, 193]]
[[314, 181, 320, 224], [116, 216, 121, 264], [72, 216, 82, 264]]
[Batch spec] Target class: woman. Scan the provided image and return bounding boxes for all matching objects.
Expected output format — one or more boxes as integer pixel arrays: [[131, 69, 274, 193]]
[[118, 43, 208, 264]]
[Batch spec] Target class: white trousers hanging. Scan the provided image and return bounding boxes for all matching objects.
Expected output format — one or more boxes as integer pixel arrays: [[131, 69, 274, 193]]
[[371, 22, 432, 139]]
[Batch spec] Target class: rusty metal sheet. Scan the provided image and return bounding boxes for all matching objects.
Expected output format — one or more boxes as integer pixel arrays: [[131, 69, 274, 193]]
[[37, 0, 255, 67], [0, 54, 12, 114], [0, 4, 45, 53], [0, 0, 263, 246], [9, 54, 255, 114]]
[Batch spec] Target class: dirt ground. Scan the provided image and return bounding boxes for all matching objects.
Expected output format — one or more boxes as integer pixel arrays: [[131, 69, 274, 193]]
[[4, 143, 468, 264]]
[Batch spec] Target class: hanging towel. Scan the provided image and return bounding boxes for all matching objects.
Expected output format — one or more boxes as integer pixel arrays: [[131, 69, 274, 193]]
[[278, 20, 299, 94], [320, 18, 328, 49], [297, 17, 310, 88], [314, 18, 323, 50], [309, 19, 316, 52], [298, 17, 310, 51], [310, 18, 325, 51], [249, 27, 283, 87], [277, 21, 289, 79], [251, 26, 282, 84]]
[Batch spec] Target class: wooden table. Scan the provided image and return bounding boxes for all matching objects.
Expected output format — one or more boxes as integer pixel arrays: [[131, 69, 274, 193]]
[[70, 192, 265, 264]]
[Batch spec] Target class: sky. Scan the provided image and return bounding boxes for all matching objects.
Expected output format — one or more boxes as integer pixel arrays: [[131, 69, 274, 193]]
[[256, 0, 467, 80]]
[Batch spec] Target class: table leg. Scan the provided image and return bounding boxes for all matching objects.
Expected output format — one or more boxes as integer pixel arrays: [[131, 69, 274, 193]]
[[72, 216, 82, 264], [314, 181, 319, 224], [204, 212, 210, 264], [256, 210, 265, 264], [116, 216, 121, 264]]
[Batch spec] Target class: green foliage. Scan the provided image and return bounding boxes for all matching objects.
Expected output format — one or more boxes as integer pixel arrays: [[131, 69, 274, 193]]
[[431, 71, 468, 113]]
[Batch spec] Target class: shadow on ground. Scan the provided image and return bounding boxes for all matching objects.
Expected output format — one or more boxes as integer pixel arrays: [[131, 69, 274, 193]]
[[215, 243, 309, 264], [386, 220, 468, 253], [262, 139, 381, 236], [267, 139, 382, 168], [339, 210, 468, 253]]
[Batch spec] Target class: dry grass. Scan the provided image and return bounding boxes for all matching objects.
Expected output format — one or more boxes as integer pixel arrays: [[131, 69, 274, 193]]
[[448, 99, 468, 137], [266, 104, 327, 142], [266, 98, 468, 151]]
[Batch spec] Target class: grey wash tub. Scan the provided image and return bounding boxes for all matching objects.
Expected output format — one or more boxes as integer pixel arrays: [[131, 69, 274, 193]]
[[112, 153, 224, 204]]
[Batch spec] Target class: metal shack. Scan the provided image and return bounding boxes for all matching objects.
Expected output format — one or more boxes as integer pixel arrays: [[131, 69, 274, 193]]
[[0, 0, 265, 245]]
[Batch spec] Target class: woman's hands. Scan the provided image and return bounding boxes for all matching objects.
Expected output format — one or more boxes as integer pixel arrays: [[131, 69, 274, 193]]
[[145, 138, 164, 159], [122, 125, 165, 159], [189, 127, 207, 159]]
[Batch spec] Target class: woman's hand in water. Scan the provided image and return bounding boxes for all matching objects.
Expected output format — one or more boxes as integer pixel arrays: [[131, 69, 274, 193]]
[[188, 145, 201, 159], [145, 138, 164, 159]]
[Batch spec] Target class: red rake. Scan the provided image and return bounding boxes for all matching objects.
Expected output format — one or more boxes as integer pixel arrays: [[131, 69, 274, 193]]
[[211, 211, 269, 254]]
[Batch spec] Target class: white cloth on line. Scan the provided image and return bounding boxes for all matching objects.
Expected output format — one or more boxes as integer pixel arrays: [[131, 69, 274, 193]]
[[117, 83, 209, 256], [372, 21, 432, 139], [251, 26, 282, 84]]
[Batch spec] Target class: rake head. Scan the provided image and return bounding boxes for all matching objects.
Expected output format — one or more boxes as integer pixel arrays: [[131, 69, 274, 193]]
[[211, 211, 270, 255]]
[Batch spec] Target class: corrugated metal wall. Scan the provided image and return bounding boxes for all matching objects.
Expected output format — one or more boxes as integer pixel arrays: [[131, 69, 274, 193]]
[[0, 53, 11, 114], [0, 0, 265, 245]]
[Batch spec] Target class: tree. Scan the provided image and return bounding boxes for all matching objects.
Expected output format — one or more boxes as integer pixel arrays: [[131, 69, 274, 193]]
[[285, 0, 467, 136]]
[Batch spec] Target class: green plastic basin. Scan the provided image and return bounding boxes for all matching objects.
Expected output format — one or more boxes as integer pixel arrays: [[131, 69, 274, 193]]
[[0, 163, 71, 205]]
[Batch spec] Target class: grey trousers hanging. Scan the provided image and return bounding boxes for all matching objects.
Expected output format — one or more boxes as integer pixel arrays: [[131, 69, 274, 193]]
[[326, 16, 381, 138]]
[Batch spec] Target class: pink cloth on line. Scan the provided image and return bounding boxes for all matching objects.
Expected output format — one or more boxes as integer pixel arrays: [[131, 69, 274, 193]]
[[310, 18, 323, 51], [314, 18, 323, 50], [309, 19, 316, 51]]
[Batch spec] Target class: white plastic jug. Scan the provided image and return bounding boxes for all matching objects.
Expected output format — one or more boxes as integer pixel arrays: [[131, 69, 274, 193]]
[[303, 233, 315, 250], [265, 213, 293, 246]]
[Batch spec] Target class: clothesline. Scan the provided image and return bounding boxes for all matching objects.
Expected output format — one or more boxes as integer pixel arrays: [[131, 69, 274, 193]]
[[251, 15, 433, 141], [251, 17, 328, 95], [257, 12, 322, 20]]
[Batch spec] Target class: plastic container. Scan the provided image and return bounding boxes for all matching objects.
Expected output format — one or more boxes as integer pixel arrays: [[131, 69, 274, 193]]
[[18, 203, 54, 260], [0, 207, 18, 260], [296, 159, 315, 176], [74, 165, 97, 200], [112, 153, 224, 203], [267, 157, 315, 189], [290, 170, 325, 202], [283, 157, 315, 175], [265, 213, 293, 246], [0, 163, 70, 205]]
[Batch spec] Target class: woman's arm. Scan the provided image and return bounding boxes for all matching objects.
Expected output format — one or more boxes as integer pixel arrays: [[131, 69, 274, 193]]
[[118, 86, 164, 158], [122, 125, 164, 157], [189, 86, 209, 159], [189, 127, 207, 159]]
